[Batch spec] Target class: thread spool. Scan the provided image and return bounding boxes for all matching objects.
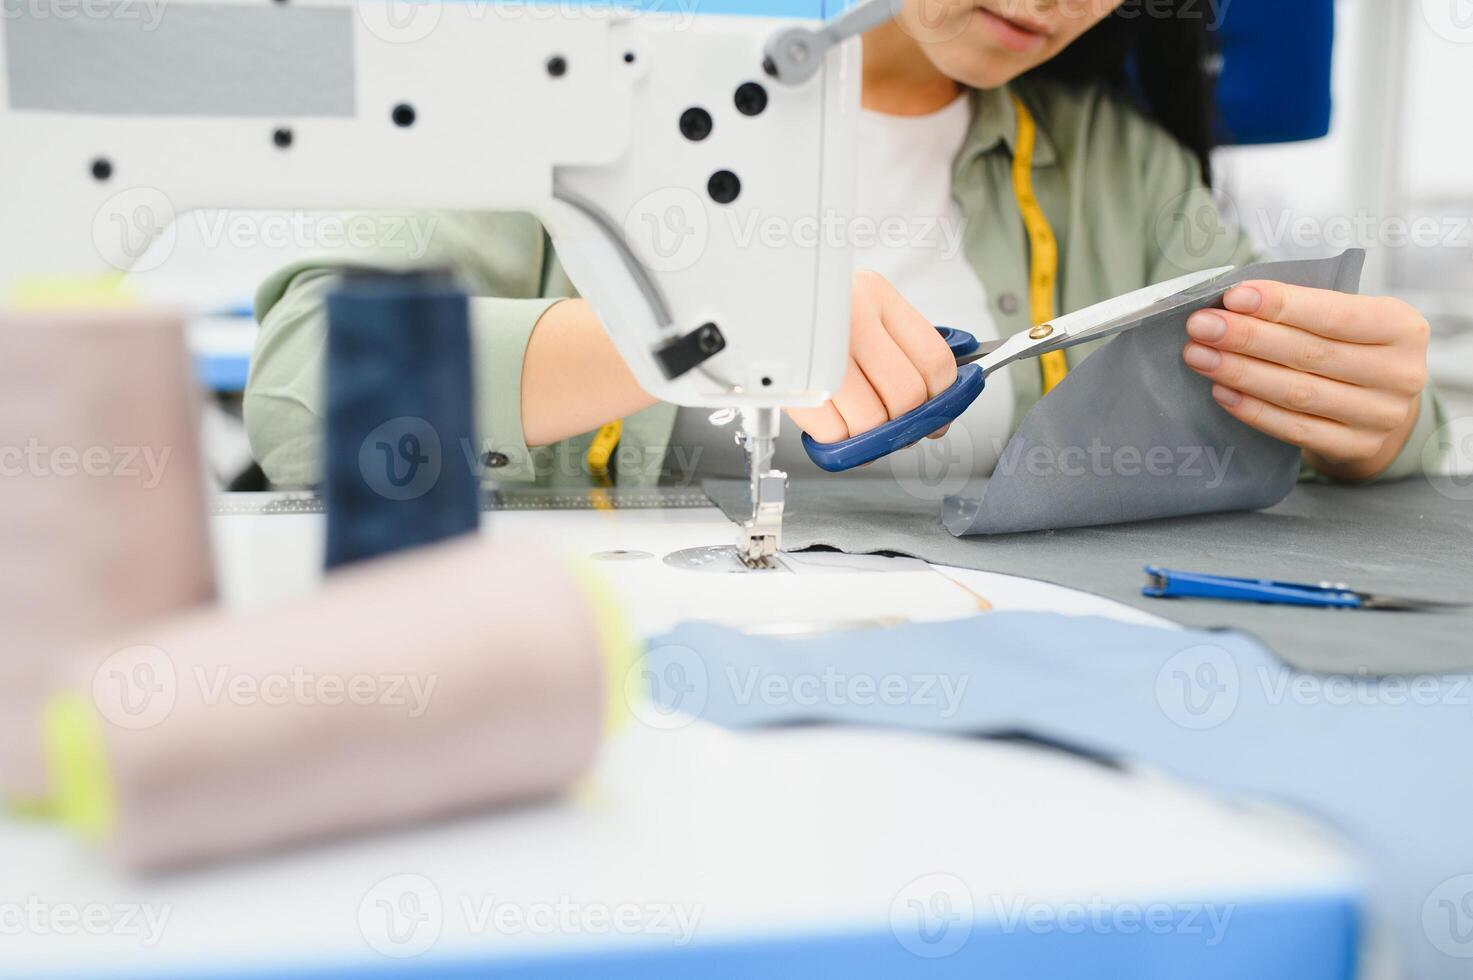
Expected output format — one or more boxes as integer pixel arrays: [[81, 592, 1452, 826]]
[[46, 536, 615, 870], [0, 309, 214, 804], [323, 271, 480, 569]]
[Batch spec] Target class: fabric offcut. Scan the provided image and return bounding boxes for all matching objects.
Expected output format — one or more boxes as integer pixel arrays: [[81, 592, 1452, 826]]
[[946, 250, 1365, 535], [323, 271, 481, 569], [703, 477, 1473, 675], [643, 613, 1473, 980]]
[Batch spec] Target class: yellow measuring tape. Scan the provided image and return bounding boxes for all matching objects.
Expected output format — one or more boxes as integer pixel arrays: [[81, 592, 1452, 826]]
[[585, 420, 622, 483], [1009, 94, 1069, 395], [585, 93, 1068, 477]]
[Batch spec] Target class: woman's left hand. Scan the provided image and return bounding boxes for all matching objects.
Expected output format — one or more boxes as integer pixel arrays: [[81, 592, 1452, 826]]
[[1181, 281, 1430, 481]]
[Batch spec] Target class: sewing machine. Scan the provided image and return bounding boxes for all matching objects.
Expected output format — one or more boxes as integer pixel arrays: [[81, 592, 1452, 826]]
[[0, 0, 894, 565]]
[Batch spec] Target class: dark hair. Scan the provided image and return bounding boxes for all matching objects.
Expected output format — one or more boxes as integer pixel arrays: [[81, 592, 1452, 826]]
[[1027, 2, 1218, 185]]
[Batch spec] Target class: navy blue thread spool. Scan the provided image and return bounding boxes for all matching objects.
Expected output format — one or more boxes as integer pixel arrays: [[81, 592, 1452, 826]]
[[323, 270, 480, 569]]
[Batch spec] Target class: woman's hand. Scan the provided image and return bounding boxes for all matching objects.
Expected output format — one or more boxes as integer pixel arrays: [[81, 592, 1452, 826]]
[[1181, 281, 1430, 481], [786, 270, 958, 445]]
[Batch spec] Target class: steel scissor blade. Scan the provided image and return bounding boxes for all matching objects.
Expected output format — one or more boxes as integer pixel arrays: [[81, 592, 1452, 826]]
[[1356, 593, 1469, 612], [974, 265, 1235, 373], [955, 337, 1006, 367]]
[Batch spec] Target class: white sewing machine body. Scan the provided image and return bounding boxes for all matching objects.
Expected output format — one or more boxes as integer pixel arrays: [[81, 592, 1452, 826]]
[[0, 0, 859, 411]]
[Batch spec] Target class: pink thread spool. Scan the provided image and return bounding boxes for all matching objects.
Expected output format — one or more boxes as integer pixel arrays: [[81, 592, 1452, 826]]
[[0, 309, 215, 803], [63, 535, 608, 870]]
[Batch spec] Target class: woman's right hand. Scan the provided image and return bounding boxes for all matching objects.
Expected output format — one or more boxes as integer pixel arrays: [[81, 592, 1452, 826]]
[[785, 270, 958, 445]]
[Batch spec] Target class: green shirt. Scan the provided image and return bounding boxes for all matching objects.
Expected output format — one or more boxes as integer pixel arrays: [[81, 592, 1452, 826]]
[[245, 78, 1446, 488]]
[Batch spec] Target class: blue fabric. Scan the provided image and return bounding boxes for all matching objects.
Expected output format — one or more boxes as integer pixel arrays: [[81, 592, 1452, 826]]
[[194, 353, 251, 393], [322, 272, 481, 569], [1213, 0, 1334, 145], [645, 613, 1473, 977]]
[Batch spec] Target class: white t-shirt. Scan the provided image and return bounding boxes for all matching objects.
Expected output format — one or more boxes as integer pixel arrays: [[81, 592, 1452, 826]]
[[670, 95, 1015, 482]]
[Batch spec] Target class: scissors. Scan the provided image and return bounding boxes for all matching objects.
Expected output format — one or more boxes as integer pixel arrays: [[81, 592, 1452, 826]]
[[1142, 566, 1468, 612], [801, 264, 1236, 472]]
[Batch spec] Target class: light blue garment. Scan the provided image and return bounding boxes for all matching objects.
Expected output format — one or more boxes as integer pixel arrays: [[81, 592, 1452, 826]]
[[645, 613, 1473, 978]]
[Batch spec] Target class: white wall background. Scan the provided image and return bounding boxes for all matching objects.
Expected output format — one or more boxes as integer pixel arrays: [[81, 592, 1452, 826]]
[[1214, 0, 1472, 377], [1212, 0, 1472, 436]]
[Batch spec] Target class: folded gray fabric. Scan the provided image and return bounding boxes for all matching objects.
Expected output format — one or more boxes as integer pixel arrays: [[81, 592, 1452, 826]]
[[702, 477, 1473, 675], [945, 250, 1365, 535]]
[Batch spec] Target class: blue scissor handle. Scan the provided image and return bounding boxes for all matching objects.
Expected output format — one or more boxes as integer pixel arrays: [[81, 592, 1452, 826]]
[[1141, 566, 1363, 609], [935, 325, 980, 362], [801, 363, 987, 472]]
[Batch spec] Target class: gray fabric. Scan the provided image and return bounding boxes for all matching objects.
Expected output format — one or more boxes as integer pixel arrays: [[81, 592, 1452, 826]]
[[703, 476, 1473, 675], [5, 4, 355, 116], [947, 251, 1365, 535]]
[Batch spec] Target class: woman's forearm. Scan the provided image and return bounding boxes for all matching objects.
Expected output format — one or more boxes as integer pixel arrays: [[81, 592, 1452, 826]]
[[519, 299, 658, 447]]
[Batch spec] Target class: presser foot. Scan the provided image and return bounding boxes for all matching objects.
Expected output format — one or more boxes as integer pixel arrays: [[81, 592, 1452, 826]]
[[737, 471, 786, 569], [734, 407, 786, 570]]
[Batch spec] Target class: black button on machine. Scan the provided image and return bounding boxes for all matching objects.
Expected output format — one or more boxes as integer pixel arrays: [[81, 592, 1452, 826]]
[[680, 107, 713, 141], [707, 170, 741, 204], [734, 82, 768, 116]]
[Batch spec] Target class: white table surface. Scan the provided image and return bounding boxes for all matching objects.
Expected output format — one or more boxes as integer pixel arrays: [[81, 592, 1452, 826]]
[[0, 501, 1363, 976]]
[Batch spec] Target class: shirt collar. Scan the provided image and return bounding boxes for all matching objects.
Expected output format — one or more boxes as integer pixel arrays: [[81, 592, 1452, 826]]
[[955, 82, 1058, 175]]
